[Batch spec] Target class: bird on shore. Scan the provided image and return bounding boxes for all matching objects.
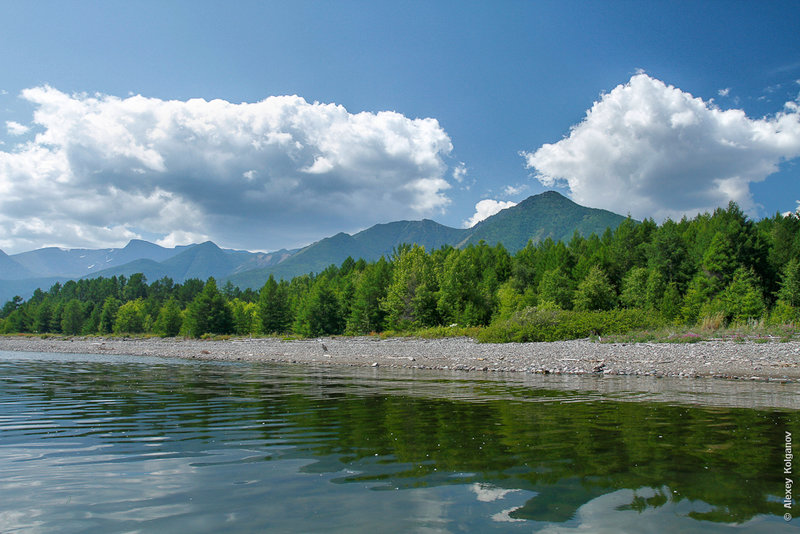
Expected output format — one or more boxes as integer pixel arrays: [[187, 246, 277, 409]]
[[319, 339, 330, 357]]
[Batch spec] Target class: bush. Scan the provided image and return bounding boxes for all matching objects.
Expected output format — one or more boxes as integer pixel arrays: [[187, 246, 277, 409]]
[[476, 306, 665, 343]]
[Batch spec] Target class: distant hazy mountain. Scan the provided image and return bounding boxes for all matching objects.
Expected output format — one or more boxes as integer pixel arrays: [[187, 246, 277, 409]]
[[88, 241, 295, 283], [225, 191, 630, 288], [230, 219, 470, 287], [10, 239, 183, 278], [0, 191, 630, 303], [0, 249, 36, 280]]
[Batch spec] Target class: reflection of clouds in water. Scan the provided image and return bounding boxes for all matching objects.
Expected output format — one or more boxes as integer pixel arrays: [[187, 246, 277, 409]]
[[471, 483, 529, 524], [471, 482, 522, 502], [536, 488, 793, 534], [0, 509, 45, 533], [492, 507, 527, 523]]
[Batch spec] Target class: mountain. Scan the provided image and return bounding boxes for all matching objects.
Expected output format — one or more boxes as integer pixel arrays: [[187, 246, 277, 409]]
[[0, 277, 69, 305], [351, 219, 468, 257], [460, 191, 628, 250], [225, 191, 630, 288], [10, 239, 182, 278], [0, 249, 36, 280], [0, 240, 274, 303], [87, 241, 293, 283], [226, 219, 471, 288], [0, 191, 631, 302]]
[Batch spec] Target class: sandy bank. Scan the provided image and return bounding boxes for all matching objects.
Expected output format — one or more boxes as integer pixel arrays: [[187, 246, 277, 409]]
[[1, 335, 800, 382]]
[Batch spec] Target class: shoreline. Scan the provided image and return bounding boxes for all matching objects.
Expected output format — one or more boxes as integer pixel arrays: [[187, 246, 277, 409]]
[[1, 335, 800, 382]]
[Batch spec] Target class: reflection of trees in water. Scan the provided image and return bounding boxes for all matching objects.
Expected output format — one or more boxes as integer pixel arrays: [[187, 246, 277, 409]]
[[273, 384, 797, 524], [13, 359, 798, 524]]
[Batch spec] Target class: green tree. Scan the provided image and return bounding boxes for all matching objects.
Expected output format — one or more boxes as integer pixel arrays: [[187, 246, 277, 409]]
[[573, 266, 616, 311], [113, 299, 146, 334], [438, 246, 495, 326], [1, 295, 23, 318], [184, 278, 234, 337], [123, 273, 148, 301], [777, 258, 800, 308], [537, 268, 574, 310], [644, 269, 666, 310], [659, 282, 682, 321], [346, 258, 392, 334], [231, 299, 257, 335], [680, 274, 717, 325], [648, 219, 690, 290], [620, 267, 649, 309], [98, 297, 121, 334], [293, 276, 343, 336], [719, 268, 765, 323], [701, 232, 738, 288], [61, 299, 84, 335], [382, 245, 439, 329], [258, 274, 291, 334], [153, 298, 183, 337], [32, 298, 53, 333]]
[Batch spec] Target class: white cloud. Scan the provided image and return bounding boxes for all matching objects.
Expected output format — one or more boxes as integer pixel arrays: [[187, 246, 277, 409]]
[[522, 74, 800, 221], [452, 162, 467, 182], [0, 86, 453, 253], [463, 199, 517, 228], [5, 121, 29, 135], [502, 184, 528, 197], [717, 87, 730, 97], [156, 230, 211, 249]]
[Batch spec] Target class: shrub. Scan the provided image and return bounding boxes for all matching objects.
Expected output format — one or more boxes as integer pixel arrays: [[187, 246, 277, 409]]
[[476, 306, 665, 343]]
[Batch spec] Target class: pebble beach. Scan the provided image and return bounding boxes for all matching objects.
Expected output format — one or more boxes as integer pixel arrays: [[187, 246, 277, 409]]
[[2, 335, 800, 382]]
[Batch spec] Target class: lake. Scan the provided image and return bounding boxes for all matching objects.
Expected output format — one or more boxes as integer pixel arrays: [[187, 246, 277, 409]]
[[1, 350, 798, 533]]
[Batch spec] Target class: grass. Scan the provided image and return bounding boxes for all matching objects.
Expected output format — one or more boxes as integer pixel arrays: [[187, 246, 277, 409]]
[[597, 322, 799, 344], [3, 314, 798, 344]]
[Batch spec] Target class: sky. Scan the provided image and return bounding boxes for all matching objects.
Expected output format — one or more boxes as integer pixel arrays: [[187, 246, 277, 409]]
[[1, 0, 799, 255]]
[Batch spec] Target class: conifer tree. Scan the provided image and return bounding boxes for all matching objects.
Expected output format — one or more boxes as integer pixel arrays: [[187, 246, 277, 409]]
[[258, 274, 290, 334], [184, 278, 233, 337]]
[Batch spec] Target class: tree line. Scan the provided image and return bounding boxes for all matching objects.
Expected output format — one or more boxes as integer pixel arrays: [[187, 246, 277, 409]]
[[1, 202, 799, 339]]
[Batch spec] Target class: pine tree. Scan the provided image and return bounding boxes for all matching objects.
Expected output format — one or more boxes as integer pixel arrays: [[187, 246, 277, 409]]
[[61, 299, 84, 335], [184, 278, 233, 337], [258, 274, 290, 334], [98, 297, 121, 334]]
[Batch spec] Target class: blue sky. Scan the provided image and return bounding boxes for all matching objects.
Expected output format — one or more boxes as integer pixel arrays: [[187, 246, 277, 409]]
[[1, 0, 799, 254]]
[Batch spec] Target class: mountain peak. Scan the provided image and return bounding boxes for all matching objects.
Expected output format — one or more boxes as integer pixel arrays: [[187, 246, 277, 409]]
[[123, 239, 164, 251], [462, 190, 627, 250], [516, 190, 575, 207]]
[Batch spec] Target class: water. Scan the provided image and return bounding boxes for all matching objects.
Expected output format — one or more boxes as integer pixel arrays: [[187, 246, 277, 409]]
[[1, 350, 798, 533]]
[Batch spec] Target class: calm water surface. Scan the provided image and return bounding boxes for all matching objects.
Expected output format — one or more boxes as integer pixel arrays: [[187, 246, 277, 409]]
[[1, 350, 798, 533]]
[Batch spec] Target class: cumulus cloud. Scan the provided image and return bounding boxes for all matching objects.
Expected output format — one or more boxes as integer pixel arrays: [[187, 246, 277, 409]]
[[717, 88, 730, 97], [0, 86, 453, 253], [522, 74, 800, 221], [463, 199, 517, 228], [5, 121, 29, 135]]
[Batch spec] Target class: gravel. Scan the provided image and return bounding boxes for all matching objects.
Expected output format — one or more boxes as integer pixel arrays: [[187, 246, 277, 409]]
[[2, 335, 800, 382]]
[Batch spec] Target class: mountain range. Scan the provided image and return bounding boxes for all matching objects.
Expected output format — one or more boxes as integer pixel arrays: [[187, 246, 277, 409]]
[[0, 191, 629, 303]]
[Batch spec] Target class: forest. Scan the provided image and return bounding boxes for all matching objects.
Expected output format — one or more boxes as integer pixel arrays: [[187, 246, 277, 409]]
[[1, 202, 799, 342]]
